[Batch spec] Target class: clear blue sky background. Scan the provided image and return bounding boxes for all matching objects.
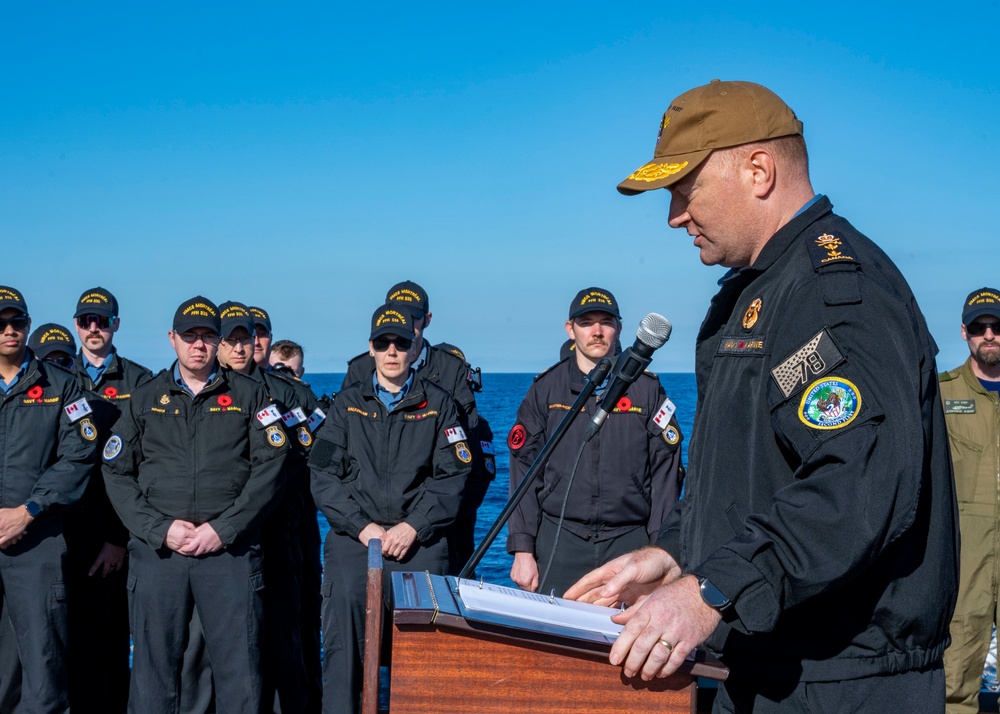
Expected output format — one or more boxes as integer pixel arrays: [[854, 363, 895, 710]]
[[2, 3, 998, 374]]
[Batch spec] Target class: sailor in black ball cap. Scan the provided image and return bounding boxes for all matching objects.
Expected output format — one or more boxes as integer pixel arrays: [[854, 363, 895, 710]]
[[0, 285, 98, 713], [310, 303, 472, 714], [103, 296, 289, 714]]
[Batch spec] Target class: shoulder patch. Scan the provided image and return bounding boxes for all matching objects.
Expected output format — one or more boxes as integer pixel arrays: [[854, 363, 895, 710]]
[[256, 404, 282, 426], [480, 440, 495, 456], [798, 377, 861, 430], [265, 425, 287, 447], [307, 407, 326, 432], [296, 425, 314, 446], [281, 407, 308, 427], [652, 398, 676, 431], [771, 329, 845, 400], [80, 418, 98, 441], [944, 399, 976, 415], [663, 425, 681, 444], [103, 435, 123, 461], [444, 426, 467, 444], [64, 398, 93, 423], [454, 441, 473, 463], [508, 423, 527, 451]]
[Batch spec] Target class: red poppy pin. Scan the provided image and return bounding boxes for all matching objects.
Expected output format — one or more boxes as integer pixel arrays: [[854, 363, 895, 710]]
[[616, 397, 632, 412], [217, 395, 233, 407], [104, 386, 118, 398], [27, 386, 44, 399], [417, 400, 427, 409]]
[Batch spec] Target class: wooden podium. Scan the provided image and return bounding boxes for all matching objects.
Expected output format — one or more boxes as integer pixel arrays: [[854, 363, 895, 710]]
[[386, 570, 727, 714]]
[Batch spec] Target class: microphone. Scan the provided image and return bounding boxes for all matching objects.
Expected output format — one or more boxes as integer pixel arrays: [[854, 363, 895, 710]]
[[584, 313, 672, 442]]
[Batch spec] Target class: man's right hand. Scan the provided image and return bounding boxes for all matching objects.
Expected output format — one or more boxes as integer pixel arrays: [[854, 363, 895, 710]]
[[511, 551, 540, 592], [563, 546, 682, 608]]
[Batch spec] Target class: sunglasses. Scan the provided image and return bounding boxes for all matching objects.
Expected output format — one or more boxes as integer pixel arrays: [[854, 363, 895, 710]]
[[221, 336, 253, 347], [76, 314, 116, 330], [372, 336, 413, 352], [0, 315, 30, 332], [967, 321, 1000, 337], [177, 331, 221, 345], [46, 355, 75, 369]]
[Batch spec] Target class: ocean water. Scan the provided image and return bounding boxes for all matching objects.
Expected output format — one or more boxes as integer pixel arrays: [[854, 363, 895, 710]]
[[305, 372, 696, 588]]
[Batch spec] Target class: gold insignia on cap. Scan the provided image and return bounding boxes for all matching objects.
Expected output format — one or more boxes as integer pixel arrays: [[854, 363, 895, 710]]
[[626, 161, 689, 183], [742, 298, 762, 330]]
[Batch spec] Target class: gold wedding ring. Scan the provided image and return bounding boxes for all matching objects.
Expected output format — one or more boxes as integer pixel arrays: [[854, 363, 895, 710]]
[[659, 639, 674, 651]]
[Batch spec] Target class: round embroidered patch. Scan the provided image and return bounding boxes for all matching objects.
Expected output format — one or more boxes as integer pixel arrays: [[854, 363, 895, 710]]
[[297, 426, 313, 447], [80, 418, 97, 442], [103, 435, 123, 460], [508, 424, 526, 451], [266, 425, 287, 447], [664, 425, 680, 444], [455, 441, 472, 464], [485, 458, 495, 475], [616, 397, 632, 412], [798, 378, 861, 430]]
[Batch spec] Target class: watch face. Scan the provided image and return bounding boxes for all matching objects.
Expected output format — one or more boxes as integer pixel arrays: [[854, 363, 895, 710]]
[[700, 577, 731, 610], [25, 502, 41, 517]]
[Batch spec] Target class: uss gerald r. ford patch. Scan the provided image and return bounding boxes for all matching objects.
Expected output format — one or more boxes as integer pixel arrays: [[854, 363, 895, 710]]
[[798, 377, 861, 430], [771, 329, 845, 399]]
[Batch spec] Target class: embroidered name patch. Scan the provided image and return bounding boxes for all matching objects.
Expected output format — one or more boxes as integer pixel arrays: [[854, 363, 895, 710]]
[[64, 398, 93, 423], [944, 399, 976, 414], [798, 378, 861, 430], [771, 329, 845, 399], [256, 404, 282, 426], [444, 426, 467, 444], [653, 398, 676, 430], [718, 336, 766, 355]]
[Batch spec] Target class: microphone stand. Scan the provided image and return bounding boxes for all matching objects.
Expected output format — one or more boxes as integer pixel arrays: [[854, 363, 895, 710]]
[[458, 358, 612, 580]]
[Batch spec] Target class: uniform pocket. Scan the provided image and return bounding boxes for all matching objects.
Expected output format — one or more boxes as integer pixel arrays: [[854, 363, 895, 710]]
[[320, 579, 344, 651], [949, 431, 984, 503]]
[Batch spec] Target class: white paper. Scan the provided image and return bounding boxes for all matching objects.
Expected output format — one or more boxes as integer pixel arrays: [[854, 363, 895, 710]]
[[457, 578, 623, 638]]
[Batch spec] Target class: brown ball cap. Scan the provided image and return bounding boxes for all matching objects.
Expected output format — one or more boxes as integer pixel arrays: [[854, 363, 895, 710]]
[[617, 79, 804, 195]]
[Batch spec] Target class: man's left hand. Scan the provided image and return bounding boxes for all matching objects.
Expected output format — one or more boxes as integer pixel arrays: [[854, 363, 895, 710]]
[[178, 524, 224, 557], [89, 542, 127, 577], [0, 506, 32, 549], [609, 574, 722, 680]]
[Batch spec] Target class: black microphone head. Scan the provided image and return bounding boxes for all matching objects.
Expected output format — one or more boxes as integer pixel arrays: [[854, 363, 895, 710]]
[[637, 313, 672, 349]]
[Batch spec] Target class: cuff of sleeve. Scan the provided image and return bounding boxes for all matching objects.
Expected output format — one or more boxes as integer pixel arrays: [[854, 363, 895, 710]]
[[653, 525, 681, 559], [693, 550, 781, 633], [505, 533, 535, 555], [405, 513, 433, 542], [211, 520, 238, 546], [145, 519, 171, 549], [347, 514, 370, 541]]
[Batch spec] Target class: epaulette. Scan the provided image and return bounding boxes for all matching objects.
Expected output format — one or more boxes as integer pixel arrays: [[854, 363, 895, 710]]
[[534, 357, 569, 382], [345, 351, 368, 366], [939, 368, 962, 383], [806, 231, 862, 306], [434, 342, 467, 363]]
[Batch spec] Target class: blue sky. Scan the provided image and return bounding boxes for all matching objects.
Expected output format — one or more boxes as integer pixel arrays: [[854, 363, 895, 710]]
[[2, 3, 998, 373]]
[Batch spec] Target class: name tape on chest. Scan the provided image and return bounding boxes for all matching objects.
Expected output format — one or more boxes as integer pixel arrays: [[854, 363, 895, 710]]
[[770, 329, 845, 400], [717, 336, 766, 355], [64, 398, 93, 423], [256, 404, 282, 426], [652, 398, 676, 430], [307, 407, 326, 432], [444, 426, 467, 444], [281, 406, 307, 427], [944, 399, 976, 415]]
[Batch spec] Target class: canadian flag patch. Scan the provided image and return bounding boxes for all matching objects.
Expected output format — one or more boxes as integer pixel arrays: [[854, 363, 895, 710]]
[[307, 408, 326, 433], [281, 407, 307, 427], [652, 398, 676, 430], [480, 441, 495, 455], [444, 426, 467, 444], [64, 398, 93, 423], [256, 404, 282, 426]]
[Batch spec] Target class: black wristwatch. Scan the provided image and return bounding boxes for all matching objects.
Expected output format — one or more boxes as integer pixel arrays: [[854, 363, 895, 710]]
[[24, 501, 42, 518], [697, 576, 734, 619]]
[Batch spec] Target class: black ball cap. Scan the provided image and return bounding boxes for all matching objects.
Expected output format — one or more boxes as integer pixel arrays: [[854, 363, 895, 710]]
[[173, 296, 221, 334]]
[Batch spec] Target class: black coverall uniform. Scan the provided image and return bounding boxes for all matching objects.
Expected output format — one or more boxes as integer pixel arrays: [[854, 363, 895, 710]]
[[343, 343, 494, 574], [0, 354, 97, 713], [658, 196, 959, 710], [68, 349, 153, 713], [506, 358, 684, 596], [310, 373, 471, 714], [103, 366, 289, 714]]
